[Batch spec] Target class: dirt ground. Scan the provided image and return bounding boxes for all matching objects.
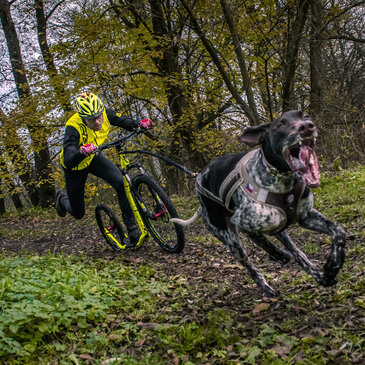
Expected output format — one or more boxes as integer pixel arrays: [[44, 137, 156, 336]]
[[0, 211, 359, 300], [0, 209, 335, 305], [0, 212, 268, 293]]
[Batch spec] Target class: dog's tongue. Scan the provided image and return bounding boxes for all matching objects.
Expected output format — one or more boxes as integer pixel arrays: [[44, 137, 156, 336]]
[[299, 145, 320, 187]]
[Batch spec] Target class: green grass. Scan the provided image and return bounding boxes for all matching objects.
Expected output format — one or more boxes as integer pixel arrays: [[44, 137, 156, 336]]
[[314, 166, 365, 221], [0, 252, 364, 364]]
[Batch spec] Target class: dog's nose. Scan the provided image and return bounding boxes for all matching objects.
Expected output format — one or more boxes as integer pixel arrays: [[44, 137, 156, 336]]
[[298, 120, 316, 137]]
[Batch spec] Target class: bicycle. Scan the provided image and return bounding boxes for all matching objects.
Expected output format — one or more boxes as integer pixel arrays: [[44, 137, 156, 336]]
[[94, 127, 192, 254]]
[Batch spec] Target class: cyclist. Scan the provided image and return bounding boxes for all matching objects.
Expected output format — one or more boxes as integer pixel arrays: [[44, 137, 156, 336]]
[[56, 92, 152, 246]]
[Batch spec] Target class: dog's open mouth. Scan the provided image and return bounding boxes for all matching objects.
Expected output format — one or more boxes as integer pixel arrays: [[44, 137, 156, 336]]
[[283, 138, 320, 187]]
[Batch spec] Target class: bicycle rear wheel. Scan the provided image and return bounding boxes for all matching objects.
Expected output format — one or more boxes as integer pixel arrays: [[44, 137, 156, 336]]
[[132, 174, 185, 254], [95, 204, 125, 251]]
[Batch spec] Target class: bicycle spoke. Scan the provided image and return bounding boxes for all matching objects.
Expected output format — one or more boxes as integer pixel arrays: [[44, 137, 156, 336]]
[[132, 174, 185, 254], [95, 204, 126, 251]]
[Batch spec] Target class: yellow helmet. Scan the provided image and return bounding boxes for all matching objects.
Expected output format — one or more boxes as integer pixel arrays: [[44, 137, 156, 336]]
[[76, 92, 104, 119]]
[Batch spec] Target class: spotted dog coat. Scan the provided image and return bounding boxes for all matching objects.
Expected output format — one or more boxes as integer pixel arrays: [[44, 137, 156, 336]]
[[172, 111, 346, 297]]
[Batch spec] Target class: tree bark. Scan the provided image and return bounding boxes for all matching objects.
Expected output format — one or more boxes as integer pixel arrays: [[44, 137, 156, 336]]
[[34, 0, 73, 115], [114, 0, 206, 192], [147, 0, 195, 193], [309, 0, 324, 120], [0, 194, 4, 215], [282, 0, 310, 111]]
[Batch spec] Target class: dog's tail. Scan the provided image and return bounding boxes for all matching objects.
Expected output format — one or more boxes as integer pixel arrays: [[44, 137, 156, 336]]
[[170, 207, 202, 227]]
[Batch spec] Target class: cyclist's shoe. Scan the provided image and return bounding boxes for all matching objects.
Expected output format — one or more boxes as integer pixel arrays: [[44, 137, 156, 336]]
[[55, 190, 67, 217], [126, 225, 141, 247]]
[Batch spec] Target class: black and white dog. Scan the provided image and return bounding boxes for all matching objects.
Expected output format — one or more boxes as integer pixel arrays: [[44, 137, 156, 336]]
[[172, 111, 346, 297]]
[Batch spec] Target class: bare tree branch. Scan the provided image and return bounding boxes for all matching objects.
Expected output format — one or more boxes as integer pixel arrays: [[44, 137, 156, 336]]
[[180, 0, 257, 124], [46, 0, 67, 21], [326, 35, 365, 43]]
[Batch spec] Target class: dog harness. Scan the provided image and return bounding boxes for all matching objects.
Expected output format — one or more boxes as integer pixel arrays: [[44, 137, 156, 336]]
[[196, 149, 306, 231]]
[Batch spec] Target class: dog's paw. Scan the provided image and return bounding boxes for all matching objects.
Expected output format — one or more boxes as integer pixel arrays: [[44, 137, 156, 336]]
[[261, 285, 276, 298], [316, 273, 338, 287], [322, 276, 338, 287], [324, 257, 344, 277]]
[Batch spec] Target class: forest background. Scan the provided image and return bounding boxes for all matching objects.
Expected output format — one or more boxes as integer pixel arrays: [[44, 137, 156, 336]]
[[0, 0, 364, 213]]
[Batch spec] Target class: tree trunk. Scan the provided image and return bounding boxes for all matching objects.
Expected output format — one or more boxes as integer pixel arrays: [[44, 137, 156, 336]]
[[309, 0, 324, 120], [0, 194, 5, 215], [147, 0, 195, 193], [0, 0, 54, 207], [34, 0, 73, 115], [219, 0, 260, 125], [282, 0, 310, 111]]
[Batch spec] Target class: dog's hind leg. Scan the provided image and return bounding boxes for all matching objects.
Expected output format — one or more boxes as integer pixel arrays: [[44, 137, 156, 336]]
[[246, 233, 291, 266], [200, 202, 276, 297]]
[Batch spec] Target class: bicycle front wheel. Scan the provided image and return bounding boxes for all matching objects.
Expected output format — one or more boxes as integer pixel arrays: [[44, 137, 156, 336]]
[[95, 204, 125, 251], [132, 174, 185, 254]]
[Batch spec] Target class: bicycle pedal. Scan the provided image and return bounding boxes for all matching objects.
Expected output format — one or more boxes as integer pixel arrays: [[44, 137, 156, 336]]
[[123, 237, 137, 249]]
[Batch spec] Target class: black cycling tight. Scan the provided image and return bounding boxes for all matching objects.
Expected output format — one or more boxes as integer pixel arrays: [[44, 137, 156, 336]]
[[59, 152, 135, 227]]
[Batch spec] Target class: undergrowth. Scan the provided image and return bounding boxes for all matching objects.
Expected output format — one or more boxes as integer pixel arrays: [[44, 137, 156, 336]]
[[0, 166, 364, 364]]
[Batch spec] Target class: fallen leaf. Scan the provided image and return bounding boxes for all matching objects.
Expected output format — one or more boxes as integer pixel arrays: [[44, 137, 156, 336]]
[[272, 341, 291, 357], [135, 338, 146, 347], [253, 302, 270, 315], [78, 354, 94, 360]]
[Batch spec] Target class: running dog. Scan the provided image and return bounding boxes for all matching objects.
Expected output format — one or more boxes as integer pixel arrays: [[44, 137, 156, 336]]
[[172, 110, 346, 297]]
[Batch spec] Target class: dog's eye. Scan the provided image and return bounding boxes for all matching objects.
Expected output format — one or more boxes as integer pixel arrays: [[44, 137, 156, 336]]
[[277, 119, 287, 128]]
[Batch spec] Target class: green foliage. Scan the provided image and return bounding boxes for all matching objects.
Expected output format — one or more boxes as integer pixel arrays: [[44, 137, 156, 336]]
[[0, 254, 170, 362]]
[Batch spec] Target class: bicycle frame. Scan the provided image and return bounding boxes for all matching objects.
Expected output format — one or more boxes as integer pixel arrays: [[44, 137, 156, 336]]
[[97, 131, 151, 250], [118, 151, 151, 248], [96, 128, 190, 251]]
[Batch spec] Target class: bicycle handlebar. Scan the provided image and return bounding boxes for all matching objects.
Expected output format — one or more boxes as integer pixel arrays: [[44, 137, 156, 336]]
[[95, 128, 197, 177], [96, 128, 142, 152]]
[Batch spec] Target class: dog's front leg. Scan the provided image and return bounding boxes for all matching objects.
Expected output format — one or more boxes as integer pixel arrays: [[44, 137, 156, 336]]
[[299, 209, 346, 285], [275, 230, 328, 286]]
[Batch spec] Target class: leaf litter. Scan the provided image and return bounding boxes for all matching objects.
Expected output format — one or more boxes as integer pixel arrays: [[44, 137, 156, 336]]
[[0, 209, 364, 364]]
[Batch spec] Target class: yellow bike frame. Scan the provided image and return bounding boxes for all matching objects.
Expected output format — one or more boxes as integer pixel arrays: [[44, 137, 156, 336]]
[[102, 151, 150, 250]]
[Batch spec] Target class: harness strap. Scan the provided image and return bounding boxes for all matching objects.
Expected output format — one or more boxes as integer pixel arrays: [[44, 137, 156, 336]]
[[219, 149, 256, 209], [196, 179, 225, 206], [196, 149, 306, 231]]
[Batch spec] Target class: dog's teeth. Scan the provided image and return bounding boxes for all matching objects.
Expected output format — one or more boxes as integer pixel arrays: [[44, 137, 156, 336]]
[[299, 141, 302, 146]]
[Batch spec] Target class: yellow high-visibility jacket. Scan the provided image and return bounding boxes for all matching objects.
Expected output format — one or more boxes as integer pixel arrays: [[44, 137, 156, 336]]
[[60, 108, 138, 170]]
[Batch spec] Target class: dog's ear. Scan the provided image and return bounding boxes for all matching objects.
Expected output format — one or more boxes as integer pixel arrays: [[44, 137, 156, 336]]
[[238, 123, 270, 147]]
